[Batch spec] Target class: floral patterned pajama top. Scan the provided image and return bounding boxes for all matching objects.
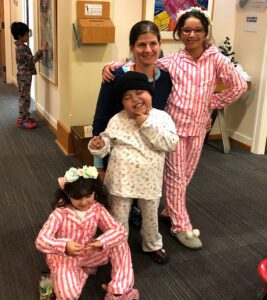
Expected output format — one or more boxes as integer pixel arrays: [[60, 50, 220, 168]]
[[89, 108, 179, 200]]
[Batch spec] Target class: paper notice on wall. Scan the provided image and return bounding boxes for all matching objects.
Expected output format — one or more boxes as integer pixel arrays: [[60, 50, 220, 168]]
[[244, 13, 259, 32], [84, 4, 102, 16], [246, 0, 267, 8], [84, 125, 93, 138]]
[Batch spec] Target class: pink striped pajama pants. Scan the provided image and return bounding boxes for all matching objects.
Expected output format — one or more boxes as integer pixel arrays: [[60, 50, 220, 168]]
[[162, 135, 205, 233], [47, 241, 134, 299]]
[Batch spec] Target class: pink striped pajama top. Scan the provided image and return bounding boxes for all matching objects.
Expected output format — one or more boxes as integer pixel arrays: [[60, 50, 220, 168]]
[[35, 202, 127, 262], [156, 45, 248, 137]]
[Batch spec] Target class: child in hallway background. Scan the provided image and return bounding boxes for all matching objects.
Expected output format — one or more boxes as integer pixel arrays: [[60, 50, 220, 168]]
[[11, 22, 47, 129], [102, 7, 247, 250], [35, 166, 139, 300], [89, 71, 179, 264]]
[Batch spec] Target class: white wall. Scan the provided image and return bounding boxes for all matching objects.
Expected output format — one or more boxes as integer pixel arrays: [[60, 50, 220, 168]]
[[68, 0, 143, 127], [227, 6, 267, 151], [49, 0, 144, 129], [4, 0, 21, 84], [5, 0, 144, 131], [251, 35, 267, 154]]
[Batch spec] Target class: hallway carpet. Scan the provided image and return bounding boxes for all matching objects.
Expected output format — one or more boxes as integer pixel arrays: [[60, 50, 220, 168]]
[[0, 80, 267, 299]]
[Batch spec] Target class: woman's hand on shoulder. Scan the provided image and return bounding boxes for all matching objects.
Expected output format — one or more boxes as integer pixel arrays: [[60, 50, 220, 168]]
[[102, 63, 116, 82]]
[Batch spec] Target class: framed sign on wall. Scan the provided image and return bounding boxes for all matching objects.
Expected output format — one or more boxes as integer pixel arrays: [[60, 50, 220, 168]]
[[240, 0, 267, 9], [38, 0, 57, 85], [142, 0, 214, 41]]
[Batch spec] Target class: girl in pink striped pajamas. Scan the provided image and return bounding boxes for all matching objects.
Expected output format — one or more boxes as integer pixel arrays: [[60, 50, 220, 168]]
[[155, 7, 247, 249], [35, 166, 139, 300]]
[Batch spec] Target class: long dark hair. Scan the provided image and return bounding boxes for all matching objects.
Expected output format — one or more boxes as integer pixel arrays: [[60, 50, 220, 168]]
[[173, 11, 209, 41], [52, 177, 108, 209]]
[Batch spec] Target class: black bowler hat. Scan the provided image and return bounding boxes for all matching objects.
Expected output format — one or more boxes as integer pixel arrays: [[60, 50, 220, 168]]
[[114, 71, 153, 102]]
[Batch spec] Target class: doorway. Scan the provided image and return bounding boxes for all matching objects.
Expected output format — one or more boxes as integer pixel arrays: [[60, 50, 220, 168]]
[[251, 26, 267, 155], [26, 0, 36, 100], [0, 0, 6, 82]]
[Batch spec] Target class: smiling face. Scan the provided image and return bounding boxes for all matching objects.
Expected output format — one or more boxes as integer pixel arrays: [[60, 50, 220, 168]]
[[179, 16, 207, 53], [131, 32, 161, 67], [122, 89, 152, 118], [69, 192, 95, 211]]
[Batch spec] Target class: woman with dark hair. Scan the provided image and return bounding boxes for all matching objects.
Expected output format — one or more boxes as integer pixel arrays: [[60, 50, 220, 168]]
[[92, 20, 173, 234], [92, 20, 172, 171]]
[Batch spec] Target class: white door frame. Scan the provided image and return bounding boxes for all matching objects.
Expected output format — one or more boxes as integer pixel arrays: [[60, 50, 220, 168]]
[[251, 26, 267, 155], [3, 0, 11, 83]]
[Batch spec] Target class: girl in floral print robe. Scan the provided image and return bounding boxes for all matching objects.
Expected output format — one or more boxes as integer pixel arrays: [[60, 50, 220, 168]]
[[89, 72, 179, 265]]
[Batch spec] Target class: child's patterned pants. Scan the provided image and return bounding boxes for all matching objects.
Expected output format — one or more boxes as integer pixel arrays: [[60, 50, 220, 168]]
[[47, 241, 134, 299], [162, 135, 205, 232], [109, 195, 163, 252], [17, 74, 32, 119]]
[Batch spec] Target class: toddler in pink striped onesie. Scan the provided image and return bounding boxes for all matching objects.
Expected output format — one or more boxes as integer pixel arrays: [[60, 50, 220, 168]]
[[35, 166, 139, 300]]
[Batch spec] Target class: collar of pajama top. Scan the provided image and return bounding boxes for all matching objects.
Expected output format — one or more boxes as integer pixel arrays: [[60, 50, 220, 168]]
[[157, 45, 246, 136]]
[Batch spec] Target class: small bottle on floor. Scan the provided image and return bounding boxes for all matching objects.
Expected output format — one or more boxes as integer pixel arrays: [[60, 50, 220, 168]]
[[39, 271, 54, 300]]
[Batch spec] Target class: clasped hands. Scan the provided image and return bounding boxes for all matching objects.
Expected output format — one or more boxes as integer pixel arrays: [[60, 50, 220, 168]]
[[66, 240, 103, 257]]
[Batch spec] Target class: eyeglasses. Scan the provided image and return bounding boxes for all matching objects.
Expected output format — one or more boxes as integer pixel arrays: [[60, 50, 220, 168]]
[[28, 29, 32, 37], [181, 27, 205, 35]]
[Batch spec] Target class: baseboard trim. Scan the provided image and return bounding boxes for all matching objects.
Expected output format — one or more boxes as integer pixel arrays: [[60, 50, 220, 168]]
[[35, 105, 74, 155], [207, 134, 222, 141], [229, 137, 251, 152], [208, 134, 251, 152], [56, 120, 74, 155], [36, 108, 57, 136], [35, 110, 252, 155]]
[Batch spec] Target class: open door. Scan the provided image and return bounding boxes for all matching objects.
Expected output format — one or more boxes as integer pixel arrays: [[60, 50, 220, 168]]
[[0, 0, 6, 82]]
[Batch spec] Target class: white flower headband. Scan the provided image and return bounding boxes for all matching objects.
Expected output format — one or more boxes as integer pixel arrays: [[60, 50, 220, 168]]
[[176, 6, 212, 26], [58, 166, 98, 189]]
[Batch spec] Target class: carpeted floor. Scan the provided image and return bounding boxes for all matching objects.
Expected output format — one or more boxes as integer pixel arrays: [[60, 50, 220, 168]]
[[0, 80, 267, 299]]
